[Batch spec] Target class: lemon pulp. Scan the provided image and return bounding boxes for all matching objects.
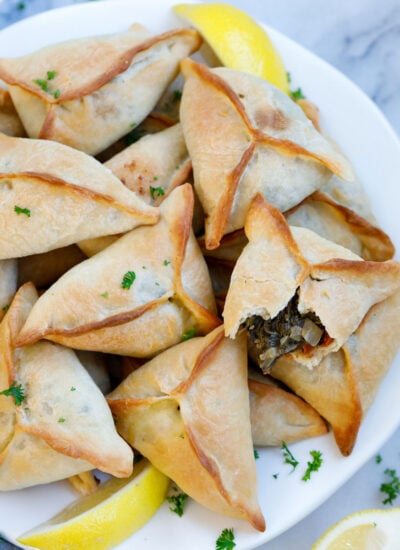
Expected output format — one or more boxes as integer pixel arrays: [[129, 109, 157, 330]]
[[173, 2, 290, 93], [18, 459, 170, 550], [311, 508, 400, 550]]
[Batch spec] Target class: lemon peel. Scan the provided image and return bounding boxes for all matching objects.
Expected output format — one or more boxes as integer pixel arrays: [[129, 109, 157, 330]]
[[311, 508, 400, 550], [173, 2, 290, 93], [17, 459, 170, 550]]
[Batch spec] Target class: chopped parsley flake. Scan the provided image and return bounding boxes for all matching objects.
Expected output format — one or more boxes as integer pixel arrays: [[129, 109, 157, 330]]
[[182, 327, 196, 341], [58, 417, 66, 423], [70, 387, 76, 392], [163, 260, 171, 266], [302, 450, 323, 481], [272, 473, 279, 479], [126, 127, 145, 145], [381, 468, 400, 505], [291, 87, 306, 100], [286, 72, 306, 100], [121, 271, 136, 290], [33, 71, 60, 98], [2, 305, 9, 312], [153, 176, 159, 181], [281, 441, 299, 471], [14, 205, 31, 217], [253, 449, 260, 460], [33, 78, 50, 93], [173, 89, 182, 102], [167, 492, 188, 517], [376, 454, 383, 464], [149, 186, 165, 200], [100, 291, 109, 298], [216, 528, 236, 550], [17, 2, 25, 10], [0, 382, 25, 406]]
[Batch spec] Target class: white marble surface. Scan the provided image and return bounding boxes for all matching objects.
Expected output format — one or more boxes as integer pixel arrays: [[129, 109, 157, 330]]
[[0, 1, 398, 549]]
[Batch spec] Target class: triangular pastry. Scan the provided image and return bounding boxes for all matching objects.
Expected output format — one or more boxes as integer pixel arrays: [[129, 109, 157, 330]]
[[223, 195, 400, 371], [15, 185, 220, 356], [0, 26, 201, 154], [108, 326, 265, 531], [270, 290, 400, 455], [0, 284, 133, 490], [180, 59, 354, 249], [0, 133, 158, 260]]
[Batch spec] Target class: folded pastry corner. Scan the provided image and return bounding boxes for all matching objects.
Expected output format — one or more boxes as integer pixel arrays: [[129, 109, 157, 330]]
[[0, 27, 202, 154], [15, 184, 220, 356], [180, 58, 354, 249], [105, 122, 191, 206], [0, 132, 159, 260], [286, 190, 395, 262], [248, 372, 328, 447], [0, 283, 134, 490], [223, 194, 400, 372], [0, 89, 26, 137], [107, 325, 265, 531]]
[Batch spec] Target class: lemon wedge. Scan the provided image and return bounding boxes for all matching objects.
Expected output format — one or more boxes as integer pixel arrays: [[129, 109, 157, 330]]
[[173, 2, 289, 93], [311, 508, 400, 550], [18, 459, 169, 550]]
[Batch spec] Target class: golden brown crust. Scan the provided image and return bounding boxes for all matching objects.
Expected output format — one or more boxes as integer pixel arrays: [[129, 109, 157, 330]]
[[0, 29, 201, 103], [270, 350, 362, 456], [108, 326, 265, 531], [270, 291, 400, 455], [0, 28, 202, 154], [0, 172, 156, 218], [224, 194, 400, 368], [0, 133, 159, 260], [248, 378, 328, 446], [15, 184, 220, 356], [0, 284, 134, 489], [104, 124, 191, 206], [286, 190, 395, 261], [180, 59, 354, 249]]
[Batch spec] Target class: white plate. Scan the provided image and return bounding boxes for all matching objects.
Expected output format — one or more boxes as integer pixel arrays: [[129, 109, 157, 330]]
[[0, 1, 399, 549]]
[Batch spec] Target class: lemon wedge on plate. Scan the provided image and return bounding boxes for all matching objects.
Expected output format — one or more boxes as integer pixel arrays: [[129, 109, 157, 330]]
[[173, 2, 290, 93], [18, 459, 169, 550], [311, 508, 400, 550]]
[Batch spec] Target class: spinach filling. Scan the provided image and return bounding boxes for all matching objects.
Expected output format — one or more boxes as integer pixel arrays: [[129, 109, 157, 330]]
[[244, 292, 326, 373]]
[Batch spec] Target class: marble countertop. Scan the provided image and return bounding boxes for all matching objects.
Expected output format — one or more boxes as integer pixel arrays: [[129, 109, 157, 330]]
[[0, 1, 398, 549]]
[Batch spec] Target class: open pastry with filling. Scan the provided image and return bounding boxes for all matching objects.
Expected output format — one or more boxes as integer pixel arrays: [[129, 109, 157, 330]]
[[270, 290, 400, 455], [0, 132, 159, 260], [0, 26, 201, 155], [15, 185, 220, 356], [180, 59, 354, 249], [107, 325, 265, 531], [0, 284, 133, 490], [223, 195, 400, 372]]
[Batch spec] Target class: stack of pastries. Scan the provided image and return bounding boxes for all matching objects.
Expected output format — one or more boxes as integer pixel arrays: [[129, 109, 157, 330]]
[[0, 19, 399, 534]]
